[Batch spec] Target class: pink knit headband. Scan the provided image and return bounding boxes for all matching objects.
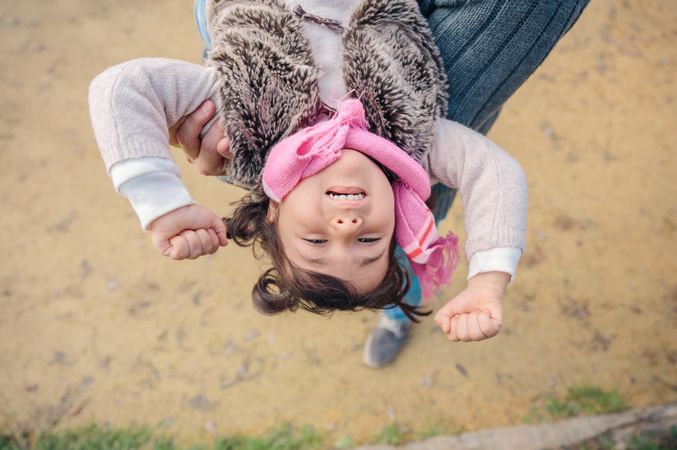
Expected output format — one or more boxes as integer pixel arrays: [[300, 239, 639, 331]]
[[262, 99, 459, 297]]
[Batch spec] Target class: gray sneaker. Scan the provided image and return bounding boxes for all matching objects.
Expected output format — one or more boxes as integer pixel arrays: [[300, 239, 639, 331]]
[[363, 315, 411, 368]]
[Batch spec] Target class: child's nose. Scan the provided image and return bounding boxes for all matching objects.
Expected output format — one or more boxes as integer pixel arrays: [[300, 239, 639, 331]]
[[332, 215, 362, 232]]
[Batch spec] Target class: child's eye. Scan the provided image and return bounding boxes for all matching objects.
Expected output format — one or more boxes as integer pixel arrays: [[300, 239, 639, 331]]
[[357, 237, 381, 243], [303, 238, 328, 245]]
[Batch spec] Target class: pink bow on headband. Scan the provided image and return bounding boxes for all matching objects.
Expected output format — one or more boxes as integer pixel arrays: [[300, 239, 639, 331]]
[[262, 99, 459, 298]]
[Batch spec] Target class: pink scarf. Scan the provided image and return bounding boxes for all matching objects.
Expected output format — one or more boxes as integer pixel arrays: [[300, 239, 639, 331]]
[[262, 99, 459, 298]]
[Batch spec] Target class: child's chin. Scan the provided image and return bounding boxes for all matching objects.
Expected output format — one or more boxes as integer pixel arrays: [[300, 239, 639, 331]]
[[345, 272, 389, 294]]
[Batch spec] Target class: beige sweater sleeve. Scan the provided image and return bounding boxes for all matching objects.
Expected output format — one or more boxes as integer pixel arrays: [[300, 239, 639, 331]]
[[88, 58, 221, 171], [423, 119, 528, 258]]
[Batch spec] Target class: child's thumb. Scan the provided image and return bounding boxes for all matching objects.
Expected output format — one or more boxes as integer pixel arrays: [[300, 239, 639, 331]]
[[434, 301, 457, 334], [211, 216, 229, 246]]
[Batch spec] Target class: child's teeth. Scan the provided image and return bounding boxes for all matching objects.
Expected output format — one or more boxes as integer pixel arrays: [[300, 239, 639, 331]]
[[329, 192, 365, 200]]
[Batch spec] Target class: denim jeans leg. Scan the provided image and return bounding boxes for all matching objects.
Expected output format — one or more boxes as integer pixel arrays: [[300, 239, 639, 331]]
[[426, 0, 590, 129]]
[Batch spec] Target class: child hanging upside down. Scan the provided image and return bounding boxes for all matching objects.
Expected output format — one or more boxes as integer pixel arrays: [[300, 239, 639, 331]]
[[88, 0, 528, 366]]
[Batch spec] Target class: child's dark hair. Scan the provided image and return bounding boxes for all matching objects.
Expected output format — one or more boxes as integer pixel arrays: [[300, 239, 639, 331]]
[[224, 188, 430, 322]]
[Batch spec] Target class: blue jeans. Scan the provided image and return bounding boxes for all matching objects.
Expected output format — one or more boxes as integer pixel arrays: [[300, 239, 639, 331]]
[[194, 0, 212, 54], [193, 0, 589, 322]]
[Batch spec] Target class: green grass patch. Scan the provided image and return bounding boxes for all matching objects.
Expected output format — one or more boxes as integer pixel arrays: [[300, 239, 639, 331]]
[[371, 421, 462, 446], [373, 423, 405, 446], [0, 419, 466, 450], [2, 425, 156, 450], [571, 425, 677, 450], [563, 386, 627, 415], [215, 424, 323, 450], [333, 435, 354, 450], [411, 423, 464, 440], [1, 435, 23, 450], [627, 425, 677, 450], [1, 424, 325, 450], [524, 385, 627, 423]]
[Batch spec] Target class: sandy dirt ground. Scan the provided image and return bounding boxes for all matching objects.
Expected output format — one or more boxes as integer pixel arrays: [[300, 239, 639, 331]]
[[0, 0, 675, 445]]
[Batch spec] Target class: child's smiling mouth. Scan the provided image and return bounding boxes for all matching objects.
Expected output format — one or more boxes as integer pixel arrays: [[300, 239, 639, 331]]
[[326, 186, 366, 201]]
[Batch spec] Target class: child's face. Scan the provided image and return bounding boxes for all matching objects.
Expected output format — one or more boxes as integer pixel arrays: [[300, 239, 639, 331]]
[[272, 149, 395, 293]]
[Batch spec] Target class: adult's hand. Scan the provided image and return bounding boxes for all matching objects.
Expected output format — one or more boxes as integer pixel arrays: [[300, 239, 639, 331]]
[[172, 100, 232, 176]]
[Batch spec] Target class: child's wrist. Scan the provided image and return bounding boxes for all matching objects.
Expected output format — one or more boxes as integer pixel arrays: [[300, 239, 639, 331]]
[[148, 204, 193, 231], [468, 271, 510, 295]]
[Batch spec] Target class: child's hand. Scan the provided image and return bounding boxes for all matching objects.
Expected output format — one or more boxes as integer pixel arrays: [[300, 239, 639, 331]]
[[434, 271, 510, 342], [149, 204, 228, 260]]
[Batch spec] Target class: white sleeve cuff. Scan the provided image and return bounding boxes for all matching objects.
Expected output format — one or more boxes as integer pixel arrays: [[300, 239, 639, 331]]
[[110, 157, 180, 191], [467, 247, 522, 281], [112, 158, 193, 230]]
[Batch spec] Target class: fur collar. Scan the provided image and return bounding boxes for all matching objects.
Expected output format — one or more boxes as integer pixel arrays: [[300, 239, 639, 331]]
[[206, 0, 447, 189]]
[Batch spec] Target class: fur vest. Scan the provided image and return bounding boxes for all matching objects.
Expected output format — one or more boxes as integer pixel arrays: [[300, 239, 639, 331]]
[[205, 0, 448, 189]]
